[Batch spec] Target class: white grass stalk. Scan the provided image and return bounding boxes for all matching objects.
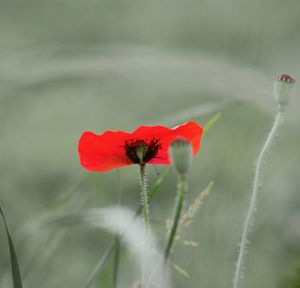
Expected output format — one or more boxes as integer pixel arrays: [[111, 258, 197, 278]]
[[233, 110, 284, 288], [83, 207, 172, 288]]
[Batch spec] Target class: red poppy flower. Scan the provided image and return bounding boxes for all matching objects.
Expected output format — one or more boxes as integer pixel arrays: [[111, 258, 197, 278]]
[[78, 121, 203, 172]]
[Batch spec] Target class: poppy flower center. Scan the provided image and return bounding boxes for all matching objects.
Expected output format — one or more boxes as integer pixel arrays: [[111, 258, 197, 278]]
[[123, 138, 161, 164]]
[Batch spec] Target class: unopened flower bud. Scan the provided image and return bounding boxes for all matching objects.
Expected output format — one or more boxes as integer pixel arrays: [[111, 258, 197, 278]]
[[274, 74, 295, 111], [169, 138, 193, 176]]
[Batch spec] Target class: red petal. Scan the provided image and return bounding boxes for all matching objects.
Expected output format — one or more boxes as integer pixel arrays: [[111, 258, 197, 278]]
[[145, 121, 203, 165], [78, 131, 130, 172], [78, 121, 203, 172]]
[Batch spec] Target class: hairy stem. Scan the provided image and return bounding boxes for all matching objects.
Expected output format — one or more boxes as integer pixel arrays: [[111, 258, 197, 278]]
[[233, 111, 284, 288], [113, 170, 122, 288], [164, 174, 187, 262], [139, 163, 150, 288], [140, 164, 150, 229]]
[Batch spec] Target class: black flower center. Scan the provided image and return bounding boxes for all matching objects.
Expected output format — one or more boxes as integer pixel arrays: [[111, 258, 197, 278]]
[[123, 138, 161, 164]]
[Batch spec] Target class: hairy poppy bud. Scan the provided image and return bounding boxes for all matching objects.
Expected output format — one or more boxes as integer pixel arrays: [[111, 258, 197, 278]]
[[169, 138, 193, 176], [274, 74, 295, 111]]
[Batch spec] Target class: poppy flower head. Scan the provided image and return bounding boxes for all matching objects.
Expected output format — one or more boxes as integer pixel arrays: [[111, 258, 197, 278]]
[[123, 138, 161, 164], [78, 121, 203, 172]]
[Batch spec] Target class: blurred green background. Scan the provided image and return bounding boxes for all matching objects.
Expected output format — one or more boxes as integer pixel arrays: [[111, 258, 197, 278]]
[[0, 0, 300, 287]]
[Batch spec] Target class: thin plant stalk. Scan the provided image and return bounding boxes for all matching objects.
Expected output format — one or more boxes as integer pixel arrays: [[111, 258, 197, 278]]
[[112, 237, 120, 288], [136, 167, 171, 215], [83, 243, 114, 288], [139, 163, 150, 288], [113, 170, 122, 288], [164, 174, 188, 261], [139, 163, 150, 229], [233, 110, 284, 288]]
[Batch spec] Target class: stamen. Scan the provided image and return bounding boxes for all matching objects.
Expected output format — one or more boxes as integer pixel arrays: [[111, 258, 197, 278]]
[[123, 138, 161, 164], [143, 138, 161, 162]]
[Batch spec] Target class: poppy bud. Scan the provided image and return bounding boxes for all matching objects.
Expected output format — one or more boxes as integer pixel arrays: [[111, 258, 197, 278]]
[[274, 74, 295, 111], [169, 138, 193, 176]]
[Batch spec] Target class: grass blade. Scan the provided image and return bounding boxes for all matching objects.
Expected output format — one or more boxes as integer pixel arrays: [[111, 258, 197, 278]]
[[203, 112, 221, 134], [83, 243, 115, 288], [112, 237, 120, 288], [0, 206, 23, 288]]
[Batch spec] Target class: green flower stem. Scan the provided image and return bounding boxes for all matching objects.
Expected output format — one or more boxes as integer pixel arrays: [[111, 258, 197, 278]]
[[113, 170, 122, 288], [139, 163, 150, 288], [136, 167, 171, 215], [233, 110, 284, 288], [140, 163, 150, 229], [164, 174, 187, 261]]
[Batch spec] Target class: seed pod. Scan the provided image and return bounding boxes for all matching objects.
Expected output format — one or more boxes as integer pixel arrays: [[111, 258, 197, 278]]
[[274, 74, 295, 111], [169, 138, 193, 176]]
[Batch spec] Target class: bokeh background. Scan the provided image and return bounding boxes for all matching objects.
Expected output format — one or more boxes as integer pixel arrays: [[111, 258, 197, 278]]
[[0, 0, 300, 287]]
